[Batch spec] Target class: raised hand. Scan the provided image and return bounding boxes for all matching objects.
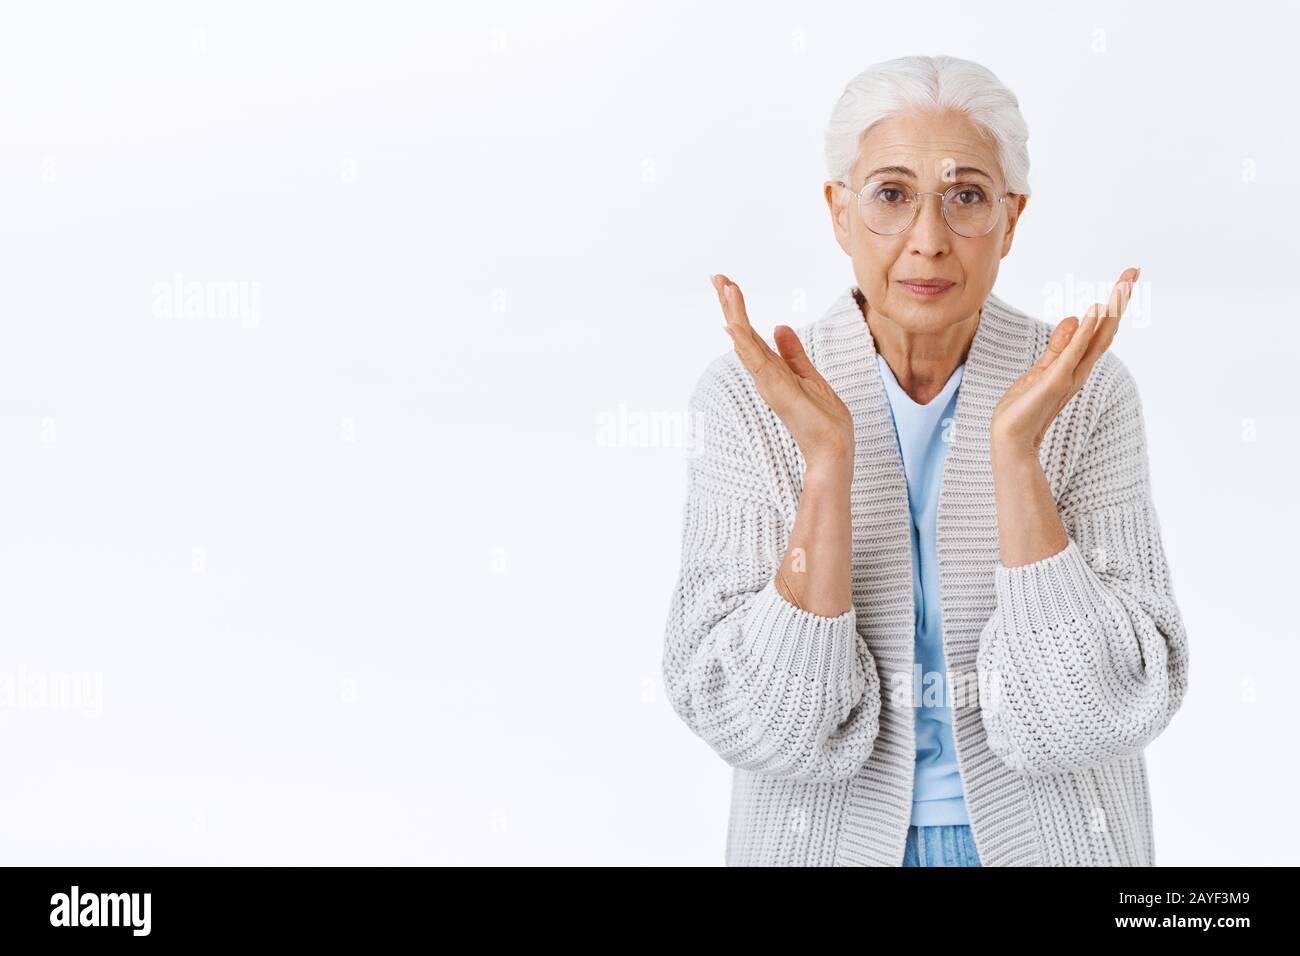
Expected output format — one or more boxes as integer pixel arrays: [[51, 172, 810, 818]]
[[712, 274, 855, 469], [991, 266, 1140, 458]]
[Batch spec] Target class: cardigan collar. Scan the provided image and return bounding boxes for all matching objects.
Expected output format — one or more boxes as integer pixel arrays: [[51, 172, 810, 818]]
[[809, 280, 1042, 637], [809, 283, 1046, 867], [815, 283, 1039, 416]]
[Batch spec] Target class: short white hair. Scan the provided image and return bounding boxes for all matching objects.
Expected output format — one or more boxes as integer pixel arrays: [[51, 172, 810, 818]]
[[825, 54, 1031, 200]]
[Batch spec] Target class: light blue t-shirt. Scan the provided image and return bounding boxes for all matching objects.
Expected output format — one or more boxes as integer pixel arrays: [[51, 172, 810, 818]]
[[876, 352, 970, 827]]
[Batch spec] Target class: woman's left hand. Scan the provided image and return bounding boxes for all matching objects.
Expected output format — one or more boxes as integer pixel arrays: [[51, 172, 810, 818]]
[[990, 266, 1140, 458]]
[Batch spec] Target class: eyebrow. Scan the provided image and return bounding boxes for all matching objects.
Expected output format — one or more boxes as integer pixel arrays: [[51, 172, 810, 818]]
[[864, 165, 994, 184]]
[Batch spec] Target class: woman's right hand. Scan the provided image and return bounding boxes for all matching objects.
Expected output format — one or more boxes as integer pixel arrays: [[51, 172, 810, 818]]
[[711, 274, 855, 471]]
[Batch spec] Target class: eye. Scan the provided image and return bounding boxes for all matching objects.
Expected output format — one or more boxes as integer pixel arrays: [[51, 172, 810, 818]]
[[951, 186, 989, 206], [872, 182, 911, 204]]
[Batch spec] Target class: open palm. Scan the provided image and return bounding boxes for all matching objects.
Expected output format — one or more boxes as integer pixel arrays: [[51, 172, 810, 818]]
[[992, 267, 1140, 456], [712, 274, 855, 466]]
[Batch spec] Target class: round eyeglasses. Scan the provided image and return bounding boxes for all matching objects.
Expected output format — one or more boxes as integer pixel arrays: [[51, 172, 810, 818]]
[[835, 179, 1013, 238]]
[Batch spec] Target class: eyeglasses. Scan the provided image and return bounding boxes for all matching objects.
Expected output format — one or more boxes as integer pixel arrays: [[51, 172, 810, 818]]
[[835, 179, 1013, 238]]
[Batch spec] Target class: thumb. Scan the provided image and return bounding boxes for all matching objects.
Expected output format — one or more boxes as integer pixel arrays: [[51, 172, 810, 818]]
[[773, 325, 819, 380]]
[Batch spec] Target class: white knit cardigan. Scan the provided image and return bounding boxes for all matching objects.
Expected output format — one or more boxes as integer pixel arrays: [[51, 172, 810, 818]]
[[662, 284, 1190, 866]]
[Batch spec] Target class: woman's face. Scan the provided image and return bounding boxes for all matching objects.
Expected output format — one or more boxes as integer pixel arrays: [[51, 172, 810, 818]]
[[825, 108, 1028, 335]]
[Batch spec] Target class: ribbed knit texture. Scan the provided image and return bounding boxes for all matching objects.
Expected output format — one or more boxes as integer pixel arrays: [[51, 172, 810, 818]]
[[662, 284, 1190, 866]]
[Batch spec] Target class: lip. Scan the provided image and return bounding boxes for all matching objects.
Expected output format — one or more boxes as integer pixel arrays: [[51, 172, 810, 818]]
[[897, 278, 956, 296]]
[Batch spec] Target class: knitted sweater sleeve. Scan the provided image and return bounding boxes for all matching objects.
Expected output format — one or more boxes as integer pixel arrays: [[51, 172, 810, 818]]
[[661, 356, 881, 783], [976, 356, 1190, 776]]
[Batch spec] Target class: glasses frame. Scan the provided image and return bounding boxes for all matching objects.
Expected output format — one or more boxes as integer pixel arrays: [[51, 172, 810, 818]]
[[835, 178, 1014, 238]]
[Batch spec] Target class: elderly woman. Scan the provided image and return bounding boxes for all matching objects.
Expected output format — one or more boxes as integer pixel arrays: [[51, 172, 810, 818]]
[[662, 55, 1189, 867]]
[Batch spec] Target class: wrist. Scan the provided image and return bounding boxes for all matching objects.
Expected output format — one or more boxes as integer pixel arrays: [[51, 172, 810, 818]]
[[804, 453, 853, 487], [990, 433, 1039, 467]]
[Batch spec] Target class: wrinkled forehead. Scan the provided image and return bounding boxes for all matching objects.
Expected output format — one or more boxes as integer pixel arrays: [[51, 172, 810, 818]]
[[851, 111, 1004, 189]]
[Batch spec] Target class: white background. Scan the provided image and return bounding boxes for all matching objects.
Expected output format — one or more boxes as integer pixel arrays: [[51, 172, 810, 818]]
[[0, 0, 1295, 865]]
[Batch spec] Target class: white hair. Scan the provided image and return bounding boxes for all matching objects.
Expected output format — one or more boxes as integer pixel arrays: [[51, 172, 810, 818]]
[[824, 54, 1031, 200]]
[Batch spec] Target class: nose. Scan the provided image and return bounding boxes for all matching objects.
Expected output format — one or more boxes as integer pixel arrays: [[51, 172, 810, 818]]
[[906, 192, 951, 254]]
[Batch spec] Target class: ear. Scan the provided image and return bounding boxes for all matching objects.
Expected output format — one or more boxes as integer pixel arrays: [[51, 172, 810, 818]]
[[824, 181, 853, 256], [999, 193, 1028, 258]]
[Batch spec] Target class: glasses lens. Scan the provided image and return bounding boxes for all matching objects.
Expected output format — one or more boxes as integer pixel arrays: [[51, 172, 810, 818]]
[[859, 181, 915, 235], [943, 183, 999, 237]]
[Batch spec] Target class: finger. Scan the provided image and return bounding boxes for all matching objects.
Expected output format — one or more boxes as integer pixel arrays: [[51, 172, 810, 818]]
[[723, 295, 771, 376], [1053, 302, 1104, 379], [1079, 267, 1139, 370], [773, 325, 819, 380], [718, 276, 762, 342], [709, 273, 725, 308], [718, 277, 780, 368], [711, 272, 739, 319], [717, 280, 799, 404], [1032, 315, 1081, 371]]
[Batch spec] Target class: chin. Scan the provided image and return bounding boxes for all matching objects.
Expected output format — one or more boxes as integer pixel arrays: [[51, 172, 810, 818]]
[[894, 296, 970, 331]]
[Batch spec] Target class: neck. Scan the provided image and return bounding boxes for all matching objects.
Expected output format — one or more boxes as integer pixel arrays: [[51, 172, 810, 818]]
[[854, 288, 977, 405]]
